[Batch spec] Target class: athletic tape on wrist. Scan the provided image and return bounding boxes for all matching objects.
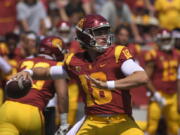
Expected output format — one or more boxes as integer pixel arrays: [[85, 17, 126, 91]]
[[50, 66, 65, 79], [60, 113, 68, 125], [23, 69, 33, 76], [106, 80, 115, 89]]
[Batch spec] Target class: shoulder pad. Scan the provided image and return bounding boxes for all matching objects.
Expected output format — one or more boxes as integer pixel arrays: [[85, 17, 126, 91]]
[[114, 46, 125, 63]]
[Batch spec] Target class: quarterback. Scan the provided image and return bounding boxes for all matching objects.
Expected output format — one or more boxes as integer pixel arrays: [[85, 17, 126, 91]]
[[10, 14, 148, 135]]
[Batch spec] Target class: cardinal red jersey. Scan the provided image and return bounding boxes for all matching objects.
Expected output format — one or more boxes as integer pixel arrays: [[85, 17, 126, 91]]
[[9, 56, 61, 111], [64, 40, 83, 54], [127, 43, 141, 59], [145, 49, 180, 94], [64, 45, 133, 115]]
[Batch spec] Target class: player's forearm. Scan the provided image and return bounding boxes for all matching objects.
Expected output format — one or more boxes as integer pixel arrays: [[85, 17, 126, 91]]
[[114, 71, 148, 90], [27, 66, 68, 80], [144, 62, 156, 93], [146, 81, 157, 93], [55, 79, 68, 113], [32, 67, 51, 80]]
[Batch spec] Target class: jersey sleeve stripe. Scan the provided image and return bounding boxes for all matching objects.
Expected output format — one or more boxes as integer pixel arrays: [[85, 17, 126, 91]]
[[115, 46, 124, 63], [65, 53, 74, 65]]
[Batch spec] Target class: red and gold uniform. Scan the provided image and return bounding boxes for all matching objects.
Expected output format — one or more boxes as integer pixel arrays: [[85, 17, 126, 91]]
[[64, 40, 83, 126], [128, 43, 148, 106], [127, 43, 148, 130], [145, 49, 180, 135], [67, 40, 82, 54], [0, 55, 61, 135], [64, 45, 143, 135]]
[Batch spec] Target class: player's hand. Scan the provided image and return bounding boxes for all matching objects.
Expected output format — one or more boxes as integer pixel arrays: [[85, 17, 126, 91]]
[[9, 71, 33, 83], [151, 92, 166, 107], [86, 75, 107, 89], [54, 124, 70, 135]]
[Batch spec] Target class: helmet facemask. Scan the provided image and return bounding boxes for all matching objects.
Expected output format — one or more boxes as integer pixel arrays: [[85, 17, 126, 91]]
[[157, 37, 174, 51], [91, 27, 113, 52], [76, 25, 113, 53], [57, 29, 72, 44], [156, 30, 174, 51]]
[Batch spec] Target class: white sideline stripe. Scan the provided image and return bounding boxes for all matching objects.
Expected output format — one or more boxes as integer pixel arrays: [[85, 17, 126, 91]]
[[67, 116, 86, 135]]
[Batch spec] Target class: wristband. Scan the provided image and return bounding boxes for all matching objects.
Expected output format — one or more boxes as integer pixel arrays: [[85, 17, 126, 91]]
[[60, 113, 68, 125], [106, 80, 115, 89], [50, 66, 68, 79], [154, 92, 161, 99], [23, 69, 33, 76]]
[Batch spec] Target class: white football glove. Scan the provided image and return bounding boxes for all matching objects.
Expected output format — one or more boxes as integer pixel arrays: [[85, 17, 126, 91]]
[[151, 92, 166, 107], [55, 124, 70, 135]]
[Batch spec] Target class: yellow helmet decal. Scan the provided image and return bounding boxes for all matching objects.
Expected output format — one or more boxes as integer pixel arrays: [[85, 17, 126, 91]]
[[52, 38, 63, 48]]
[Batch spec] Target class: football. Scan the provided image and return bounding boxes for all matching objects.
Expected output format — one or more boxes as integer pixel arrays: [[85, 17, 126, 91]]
[[5, 78, 32, 99]]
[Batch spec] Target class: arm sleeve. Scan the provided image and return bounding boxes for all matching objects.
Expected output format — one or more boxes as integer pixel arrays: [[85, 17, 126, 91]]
[[121, 59, 144, 76], [50, 66, 69, 79], [0, 57, 12, 74]]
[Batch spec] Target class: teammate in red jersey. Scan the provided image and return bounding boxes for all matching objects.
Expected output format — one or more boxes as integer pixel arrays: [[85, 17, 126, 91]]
[[10, 14, 148, 135], [56, 20, 82, 53], [56, 20, 84, 126], [0, 36, 69, 135], [114, 24, 148, 131], [144, 29, 180, 135]]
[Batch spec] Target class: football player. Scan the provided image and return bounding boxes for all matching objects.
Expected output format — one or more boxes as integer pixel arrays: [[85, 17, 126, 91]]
[[0, 36, 69, 135], [144, 29, 180, 135], [56, 20, 83, 126], [56, 20, 82, 53], [114, 24, 148, 131], [10, 14, 148, 135]]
